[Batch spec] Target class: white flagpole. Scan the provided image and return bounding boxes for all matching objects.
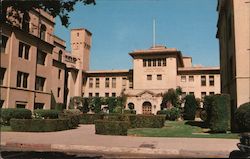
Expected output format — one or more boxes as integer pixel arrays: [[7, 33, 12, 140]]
[[153, 18, 156, 48]]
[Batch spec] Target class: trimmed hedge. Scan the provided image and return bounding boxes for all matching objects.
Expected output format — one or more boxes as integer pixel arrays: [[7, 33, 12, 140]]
[[203, 95, 215, 124], [183, 95, 197, 120], [1, 108, 32, 125], [210, 94, 231, 133], [235, 102, 250, 132], [33, 109, 59, 119], [79, 113, 105, 124], [123, 109, 136, 114], [157, 107, 180, 121], [126, 115, 165, 128], [10, 118, 75, 132], [95, 120, 129, 136]]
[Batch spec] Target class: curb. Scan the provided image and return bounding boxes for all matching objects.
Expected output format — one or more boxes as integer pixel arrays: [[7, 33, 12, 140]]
[[1, 142, 231, 158]]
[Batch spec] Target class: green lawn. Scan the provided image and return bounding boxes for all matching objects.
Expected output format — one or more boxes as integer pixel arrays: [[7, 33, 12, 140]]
[[128, 121, 239, 139], [0, 125, 12, 132]]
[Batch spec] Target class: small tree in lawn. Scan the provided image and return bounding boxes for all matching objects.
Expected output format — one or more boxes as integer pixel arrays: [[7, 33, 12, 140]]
[[183, 95, 197, 120], [161, 87, 182, 109]]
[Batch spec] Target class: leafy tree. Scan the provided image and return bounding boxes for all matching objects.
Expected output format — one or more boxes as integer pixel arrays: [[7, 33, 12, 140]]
[[2, 0, 96, 28], [183, 95, 197, 120], [161, 87, 182, 109]]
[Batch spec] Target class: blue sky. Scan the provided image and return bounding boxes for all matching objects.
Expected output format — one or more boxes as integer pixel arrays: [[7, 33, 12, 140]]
[[54, 0, 219, 70]]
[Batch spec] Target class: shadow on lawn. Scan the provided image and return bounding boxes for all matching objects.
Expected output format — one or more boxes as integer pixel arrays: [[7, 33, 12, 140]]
[[184, 121, 209, 129]]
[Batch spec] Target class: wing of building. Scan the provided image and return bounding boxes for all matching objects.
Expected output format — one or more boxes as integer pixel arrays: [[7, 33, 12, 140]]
[[1, 7, 221, 115], [216, 0, 250, 110], [83, 45, 221, 114]]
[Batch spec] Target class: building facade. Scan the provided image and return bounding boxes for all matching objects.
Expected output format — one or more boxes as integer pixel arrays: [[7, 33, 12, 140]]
[[216, 0, 250, 113], [83, 45, 221, 114], [1, 7, 221, 115], [0, 8, 90, 110]]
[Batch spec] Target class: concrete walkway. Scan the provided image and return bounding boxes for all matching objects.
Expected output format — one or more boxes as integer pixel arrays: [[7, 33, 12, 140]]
[[1, 125, 239, 158]]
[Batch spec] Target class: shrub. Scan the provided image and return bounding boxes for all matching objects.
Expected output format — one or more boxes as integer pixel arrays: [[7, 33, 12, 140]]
[[113, 106, 122, 114], [103, 114, 126, 121], [89, 97, 102, 113], [183, 95, 197, 120], [106, 97, 117, 113], [95, 120, 129, 136], [79, 113, 105, 124], [58, 109, 82, 128], [123, 109, 136, 114], [157, 107, 180, 121], [200, 109, 207, 121], [203, 95, 215, 124], [10, 119, 74, 132], [210, 94, 231, 133], [126, 115, 165, 128], [55, 103, 66, 111], [33, 109, 59, 119], [161, 88, 182, 109], [1, 108, 32, 125], [235, 102, 250, 132]]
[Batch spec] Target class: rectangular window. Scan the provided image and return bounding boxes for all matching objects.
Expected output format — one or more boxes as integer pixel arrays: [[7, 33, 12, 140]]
[[35, 76, 45, 91], [157, 59, 162, 66], [34, 103, 44, 110], [189, 92, 194, 95], [112, 93, 116, 97], [89, 78, 93, 88], [147, 75, 152, 80], [201, 76, 206, 86], [0, 100, 4, 108], [112, 78, 116, 88], [153, 59, 156, 66], [201, 92, 206, 99], [95, 78, 100, 88], [182, 92, 186, 97], [95, 93, 99, 97], [89, 93, 93, 97], [0, 67, 6, 85], [189, 76, 194, 82], [209, 75, 214, 86], [143, 59, 146, 67], [18, 42, 30, 60], [1, 35, 8, 53], [157, 74, 162, 80], [105, 93, 109, 97], [57, 87, 61, 97], [209, 92, 215, 95], [129, 81, 133, 89], [17, 71, 29, 88], [105, 78, 110, 88], [16, 101, 26, 108], [37, 50, 47, 65], [181, 76, 186, 82], [163, 58, 166, 66], [58, 69, 61, 79], [122, 77, 127, 87], [148, 59, 152, 67]]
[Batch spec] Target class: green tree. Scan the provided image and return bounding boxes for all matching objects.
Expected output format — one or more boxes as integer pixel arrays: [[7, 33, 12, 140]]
[[183, 95, 197, 120], [2, 0, 96, 28], [161, 87, 182, 109]]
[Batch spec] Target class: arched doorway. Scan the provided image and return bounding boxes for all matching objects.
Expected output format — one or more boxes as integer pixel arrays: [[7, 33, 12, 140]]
[[142, 101, 152, 115]]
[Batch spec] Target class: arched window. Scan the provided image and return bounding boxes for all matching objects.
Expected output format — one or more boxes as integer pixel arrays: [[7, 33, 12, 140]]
[[142, 101, 152, 115], [40, 24, 46, 41], [128, 102, 135, 110], [58, 50, 63, 62]]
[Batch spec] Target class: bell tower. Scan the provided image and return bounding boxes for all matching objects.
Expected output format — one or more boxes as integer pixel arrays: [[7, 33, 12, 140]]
[[71, 28, 92, 71]]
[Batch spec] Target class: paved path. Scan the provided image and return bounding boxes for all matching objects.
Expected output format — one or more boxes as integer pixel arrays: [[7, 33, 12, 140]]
[[1, 125, 239, 158]]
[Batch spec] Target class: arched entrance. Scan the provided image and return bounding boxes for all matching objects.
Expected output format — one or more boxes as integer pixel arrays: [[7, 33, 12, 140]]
[[142, 101, 152, 115]]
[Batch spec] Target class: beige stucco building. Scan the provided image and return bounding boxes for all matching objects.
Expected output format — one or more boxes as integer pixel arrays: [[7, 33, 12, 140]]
[[83, 45, 221, 114], [1, 7, 221, 115], [216, 0, 250, 113], [1, 8, 91, 110]]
